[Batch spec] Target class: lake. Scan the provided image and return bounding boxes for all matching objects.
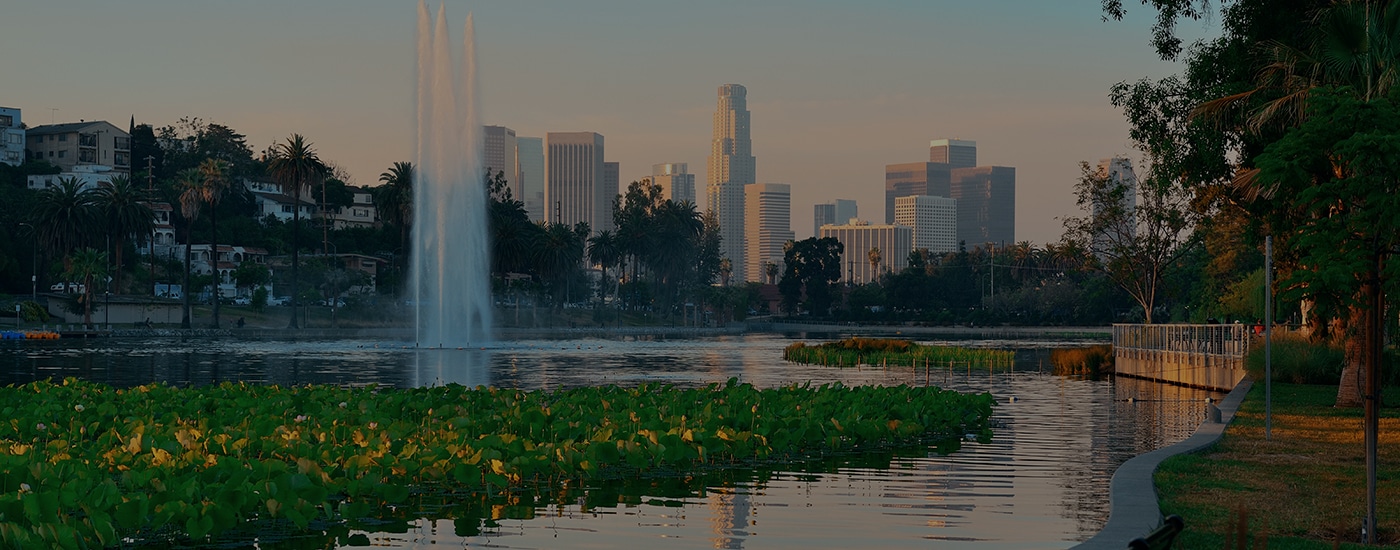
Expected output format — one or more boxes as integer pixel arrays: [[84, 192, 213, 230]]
[[0, 332, 1219, 549]]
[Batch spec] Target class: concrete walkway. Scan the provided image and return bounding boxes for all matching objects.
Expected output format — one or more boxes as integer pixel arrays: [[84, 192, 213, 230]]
[[1073, 378, 1254, 549]]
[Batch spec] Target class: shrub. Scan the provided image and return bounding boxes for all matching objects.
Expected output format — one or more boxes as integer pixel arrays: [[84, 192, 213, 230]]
[[1050, 345, 1114, 378], [1244, 332, 1344, 385]]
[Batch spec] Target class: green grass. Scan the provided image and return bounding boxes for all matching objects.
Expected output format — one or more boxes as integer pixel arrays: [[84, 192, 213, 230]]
[[1155, 383, 1400, 548]]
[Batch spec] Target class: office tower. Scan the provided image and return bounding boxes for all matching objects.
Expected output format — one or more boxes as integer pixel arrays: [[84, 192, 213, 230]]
[[930, 139, 976, 168], [545, 132, 605, 232], [483, 125, 519, 198], [884, 162, 950, 223], [652, 163, 696, 205], [745, 183, 794, 283], [819, 220, 912, 285], [517, 137, 545, 222], [602, 161, 619, 232], [1093, 157, 1137, 254], [813, 199, 857, 237], [706, 84, 757, 282], [950, 166, 1015, 247], [894, 195, 957, 254]]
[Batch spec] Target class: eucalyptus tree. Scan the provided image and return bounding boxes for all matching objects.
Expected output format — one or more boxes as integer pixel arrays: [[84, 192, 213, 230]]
[[267, 135, 328, 329], [198, 158, 232, 328], [94, 174, 154, 294], [176, 168, 204, 328], [32, 176, 98, 270]]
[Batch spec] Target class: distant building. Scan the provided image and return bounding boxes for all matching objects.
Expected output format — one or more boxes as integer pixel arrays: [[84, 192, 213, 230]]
[[517, 137, 545, 222], [930, 138, 977, 168], [140, 201, 176, 260], [652, 163, 696, 205], [894, 195, 957, 254], [602, 161, 619, 233], [26, 164, 120, 192], [1093, 157, 1138, 255], [745, 183, 794, 283], [25, 120, 131, 174], [484, 125, 520, 199], [820, 220, 912, 285], [180, 244, 269, 299], [884, 162, 951, 223], [951, 165, 1015, 246], [0, 106, 23, 167], [545, 131, 606, 232], [244, 178, 317, 223], [813, 199, 857, 238], [327, 186, 377, 229], [706, 84, 757, 280]]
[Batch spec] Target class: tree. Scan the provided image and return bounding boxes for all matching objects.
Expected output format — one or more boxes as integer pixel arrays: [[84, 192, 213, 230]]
[[232, 260, 271, 293], [93, 174, 154, 295], [764, 261, 779, 285], [63, 248, 107, 328], [198, 158, 232, 328], [779, 237, 845, 316], [176, 168, 203, 328], [374, 161, 415, 264], [1061, 160, 1195, 323], [32, 176, 98, 268], [867, 247, 882, 283], [588, 230, 621, 302], [267, 135, 328, 328]]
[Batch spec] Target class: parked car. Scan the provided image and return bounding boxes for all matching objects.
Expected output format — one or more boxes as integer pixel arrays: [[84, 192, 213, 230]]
[[49, 282, 86, 294], [268, 296, 290, 306], [233, 296, 252, 305], [320, 299, 345, 308]]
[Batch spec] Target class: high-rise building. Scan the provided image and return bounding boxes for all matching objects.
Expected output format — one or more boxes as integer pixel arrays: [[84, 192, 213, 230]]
[[706, 84, 757, 282], [745, 183, 794, 283], [1093, 157, 1137, 255], [483, 125, 519, 199], [884, 162, 951, 223], [813, 199, 857, 237], [545, 132, 606, 232], [0, 106, 23, 167], [930, 139, 976, 168], [951, 166, 1015, 247], [517, 137, 545, 222], [602, 161, 620, 232], [894, 195, 957, 254], [652, 163, 696, 205], [820, 220, 912, 285]]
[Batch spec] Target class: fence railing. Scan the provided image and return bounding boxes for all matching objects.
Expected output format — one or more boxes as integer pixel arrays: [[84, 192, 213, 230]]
[[1112, 323, 1250, 390]]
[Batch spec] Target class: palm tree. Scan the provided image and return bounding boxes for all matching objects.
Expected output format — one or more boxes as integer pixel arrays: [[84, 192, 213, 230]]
[[375, 161, 415, 262], [94, 174, 154, 295], [64, 248, 107, 328], [176, 168, 204, 328], [764, 261, 779, 285], [198, 158, 232, 328], [718, 258, 732, 288], [33, 176, 98, 270], [588, 230, 621, 303], [867, 247, 882, 284], [267, 135, 328, 329]]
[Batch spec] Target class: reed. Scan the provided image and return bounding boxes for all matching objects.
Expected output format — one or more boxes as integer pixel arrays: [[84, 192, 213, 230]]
[[784, 338, 1014, 368]]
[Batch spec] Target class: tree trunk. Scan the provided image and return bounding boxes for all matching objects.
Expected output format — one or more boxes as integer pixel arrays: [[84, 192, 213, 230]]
[[113, 237, 124, 294], [211, 208, 220, 329], [289, 186, 301, 329], [1335, 272, 1379, 408], [181, 232, 193, 329]]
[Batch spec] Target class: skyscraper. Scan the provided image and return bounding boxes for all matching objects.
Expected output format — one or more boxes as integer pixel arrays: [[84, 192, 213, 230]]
[[950, 166, 1015, 247], [820, 220, 912, 285], [652, 163, 696, 205], [930, 139, 977, 168], [895, 195, 957, 254], [745, 183, 794, 283], [706, 84, 756, 282], [517, 137, 545, 222], [545, 132, 605, 232], [884, 162, 951, 223], [1093, 157, 1137, 256], [813, 199, 857, 237], [483, 125, 519, 198]]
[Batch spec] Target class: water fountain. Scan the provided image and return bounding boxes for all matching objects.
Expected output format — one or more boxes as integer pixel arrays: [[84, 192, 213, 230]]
[[411, 1, 494, 349]]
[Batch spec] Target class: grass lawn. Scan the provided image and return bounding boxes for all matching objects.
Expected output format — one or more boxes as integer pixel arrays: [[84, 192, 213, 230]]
[[1156, 383, 1400, 548]]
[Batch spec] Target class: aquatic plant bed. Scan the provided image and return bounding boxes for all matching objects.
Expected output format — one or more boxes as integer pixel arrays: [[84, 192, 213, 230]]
[[784, 337, 1014, 368], [0, 378, 993, 547]]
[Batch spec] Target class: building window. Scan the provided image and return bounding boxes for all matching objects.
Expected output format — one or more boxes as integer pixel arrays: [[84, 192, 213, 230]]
[[115, 137, 130, 150], [58, 150, 66, 159], [79, 149, 93, 162], [48, 151, 54, 158], [0, 115, 11, 127], [115, 152, 129, 166], [281, 205, 293, 213], [58, 134, 67, 142]]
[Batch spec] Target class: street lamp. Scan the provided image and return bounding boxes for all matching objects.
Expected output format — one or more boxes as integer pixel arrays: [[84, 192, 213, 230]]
[[17, 222, 36, 303]]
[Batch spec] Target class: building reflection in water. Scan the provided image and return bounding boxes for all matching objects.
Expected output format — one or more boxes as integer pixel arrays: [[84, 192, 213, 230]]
[[707, 486, 752, 549]]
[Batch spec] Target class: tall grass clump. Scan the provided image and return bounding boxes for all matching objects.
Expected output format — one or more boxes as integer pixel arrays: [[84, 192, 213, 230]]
[[1050, 345, 1114, 378], [1244, 332, 1344, 384], [784, 338, 1013, 368]]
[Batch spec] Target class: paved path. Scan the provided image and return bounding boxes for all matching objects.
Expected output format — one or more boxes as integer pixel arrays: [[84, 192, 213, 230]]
[[1072, 378, 1253, 549]]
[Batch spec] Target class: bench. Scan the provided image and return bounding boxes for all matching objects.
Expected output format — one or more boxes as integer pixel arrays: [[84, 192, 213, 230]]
[[1128, 515, 1184, 549]]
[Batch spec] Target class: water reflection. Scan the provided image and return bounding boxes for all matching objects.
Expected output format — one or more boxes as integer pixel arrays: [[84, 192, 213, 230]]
[[0, 334, 1223, 548]]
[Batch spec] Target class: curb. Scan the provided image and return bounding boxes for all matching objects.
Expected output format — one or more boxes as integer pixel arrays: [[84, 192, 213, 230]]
[[1072, 377, 1254, 549]]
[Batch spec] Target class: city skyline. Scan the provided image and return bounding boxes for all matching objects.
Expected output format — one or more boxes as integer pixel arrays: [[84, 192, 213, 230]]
[[1, 1, 1208, 244]]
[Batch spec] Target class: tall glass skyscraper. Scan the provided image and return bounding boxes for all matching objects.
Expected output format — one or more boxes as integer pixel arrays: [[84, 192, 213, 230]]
[[706, 84, 756, 282]]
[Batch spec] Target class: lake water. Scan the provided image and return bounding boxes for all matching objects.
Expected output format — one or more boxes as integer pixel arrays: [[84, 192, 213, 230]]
[[0, 332, 1220, 549]]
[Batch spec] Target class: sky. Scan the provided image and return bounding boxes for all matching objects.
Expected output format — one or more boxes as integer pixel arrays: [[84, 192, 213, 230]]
[[3, 1, 1216, 245]]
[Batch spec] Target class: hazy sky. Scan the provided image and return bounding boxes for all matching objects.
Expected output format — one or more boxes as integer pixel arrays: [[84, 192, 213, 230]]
[[4, 1, 1212, 244]]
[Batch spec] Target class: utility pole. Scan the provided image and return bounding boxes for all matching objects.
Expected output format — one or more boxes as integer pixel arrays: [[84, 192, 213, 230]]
[[146, 155, 156, 296], [1265, 236, 1273, 441]]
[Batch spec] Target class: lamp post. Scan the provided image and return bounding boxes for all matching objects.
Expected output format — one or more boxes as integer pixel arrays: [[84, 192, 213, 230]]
[[18, 222, 36, 304]]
